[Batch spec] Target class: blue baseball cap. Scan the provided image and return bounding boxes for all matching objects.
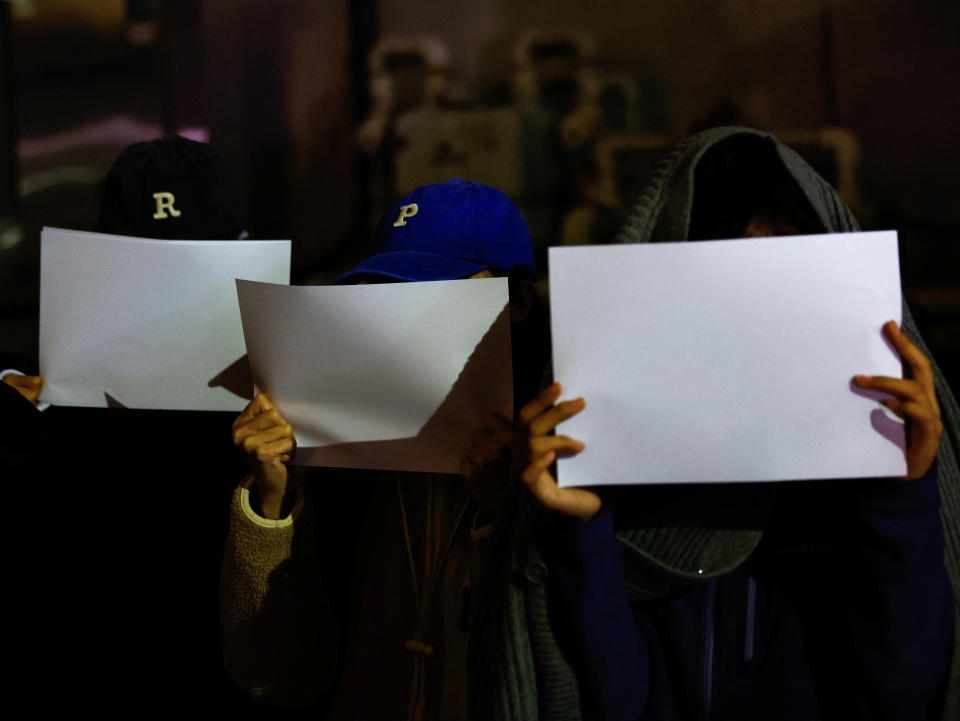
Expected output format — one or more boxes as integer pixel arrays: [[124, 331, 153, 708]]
[[335, 179, 535, 283]]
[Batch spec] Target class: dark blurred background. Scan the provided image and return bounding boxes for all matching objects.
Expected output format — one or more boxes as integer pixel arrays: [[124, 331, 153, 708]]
[[2, 0, 958, 386], [1, 0, 957, 712]]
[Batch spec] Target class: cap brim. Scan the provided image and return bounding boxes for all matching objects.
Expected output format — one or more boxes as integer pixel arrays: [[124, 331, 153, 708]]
[[334, 250, 489, 284]]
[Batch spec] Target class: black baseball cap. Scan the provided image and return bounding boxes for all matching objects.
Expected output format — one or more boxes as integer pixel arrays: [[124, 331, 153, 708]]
[[99, 135, 245, 240]]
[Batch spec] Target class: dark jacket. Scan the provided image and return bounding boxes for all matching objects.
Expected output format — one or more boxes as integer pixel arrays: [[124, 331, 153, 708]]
[[543, 465, 952, 720]]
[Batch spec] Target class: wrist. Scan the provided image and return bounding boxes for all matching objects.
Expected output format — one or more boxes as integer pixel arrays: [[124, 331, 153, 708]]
[[251, 481, 296, 520]]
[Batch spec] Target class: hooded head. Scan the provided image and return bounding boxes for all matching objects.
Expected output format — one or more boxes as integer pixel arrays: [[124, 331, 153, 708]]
[[611, 126, 960, 591], [99, 135, 246, 240], [687, 133, 826, 240], [615, 126, 859, 246]]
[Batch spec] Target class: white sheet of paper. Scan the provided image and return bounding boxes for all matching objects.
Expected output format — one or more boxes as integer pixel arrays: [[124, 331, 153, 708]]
[[549, 231, 906, 487], [236, 277, 512, 473], [39, 228, 291, 411]]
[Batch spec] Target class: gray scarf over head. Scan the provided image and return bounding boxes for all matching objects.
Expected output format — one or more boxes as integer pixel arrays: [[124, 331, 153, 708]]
[[467, 126, 960, 721]]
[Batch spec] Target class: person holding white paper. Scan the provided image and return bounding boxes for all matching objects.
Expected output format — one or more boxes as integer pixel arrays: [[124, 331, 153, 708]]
[[467, 128, 958, 721], [3, 135, 250, 408], [6, 135, 251, 484], [6, 135, 255, 711], [220, 180, 549, 720]]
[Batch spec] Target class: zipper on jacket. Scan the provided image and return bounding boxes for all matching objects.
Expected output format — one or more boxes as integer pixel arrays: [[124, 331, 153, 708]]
[[702, 579, 716, 720], [744, 575, 757, 663]]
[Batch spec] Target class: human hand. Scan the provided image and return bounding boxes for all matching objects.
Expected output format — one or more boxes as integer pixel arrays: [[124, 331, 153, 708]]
[[854, 320, 943, 480], [460, 412, 514, 515], [513, 382, 599, 520], [232, 393, 296, 518], [2, 374, 43, 406]]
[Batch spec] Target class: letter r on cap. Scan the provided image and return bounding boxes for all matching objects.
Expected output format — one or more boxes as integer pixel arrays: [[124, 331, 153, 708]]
[[153, 192, 182, 219], [393, 203, 419, 227]]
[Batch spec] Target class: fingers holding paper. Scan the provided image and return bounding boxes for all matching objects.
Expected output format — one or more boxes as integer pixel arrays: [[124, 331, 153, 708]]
[[514, 382, 599, 520], [2, 374, 43, 406], [854, 320, 942, 480], [233, 392, 296, 509]]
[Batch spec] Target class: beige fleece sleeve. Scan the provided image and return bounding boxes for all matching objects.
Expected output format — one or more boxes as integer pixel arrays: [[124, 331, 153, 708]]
[[219, 476, 342, 709]]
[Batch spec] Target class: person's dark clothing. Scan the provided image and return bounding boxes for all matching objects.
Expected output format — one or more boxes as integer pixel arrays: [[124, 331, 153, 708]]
[[466, 127, 960, 721], [543, 463, 952, 720]]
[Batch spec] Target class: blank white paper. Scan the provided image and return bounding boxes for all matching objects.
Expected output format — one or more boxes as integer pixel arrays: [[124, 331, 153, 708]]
[[236, 277, 512, 473], [39, 227, 291, 410], [549, 231, 906, 487]]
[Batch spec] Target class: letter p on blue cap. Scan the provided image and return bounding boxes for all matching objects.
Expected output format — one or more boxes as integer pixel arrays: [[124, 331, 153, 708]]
[[336, 179, 535, 283]]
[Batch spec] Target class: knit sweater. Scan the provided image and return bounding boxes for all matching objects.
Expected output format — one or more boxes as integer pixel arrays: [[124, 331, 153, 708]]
[[220, 469, 485, 720]]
